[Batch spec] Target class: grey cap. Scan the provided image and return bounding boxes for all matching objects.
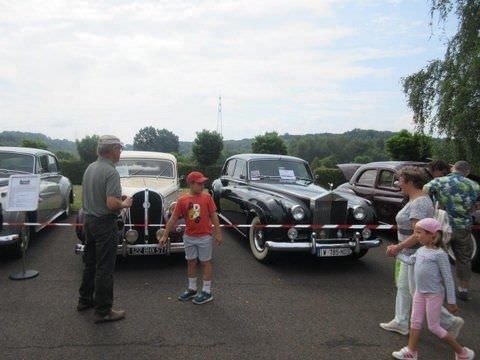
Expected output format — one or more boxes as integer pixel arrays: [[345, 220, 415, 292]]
[[454, 160, 470, 174], [98, 135, 124, 147]]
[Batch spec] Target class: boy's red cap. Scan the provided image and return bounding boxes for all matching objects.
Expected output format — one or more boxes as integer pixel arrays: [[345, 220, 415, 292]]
[[187, 171, 209, 184]]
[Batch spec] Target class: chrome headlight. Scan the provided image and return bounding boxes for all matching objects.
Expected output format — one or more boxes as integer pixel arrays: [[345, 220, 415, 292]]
[[168, 202, 177, 216], [353, 206, 366, 221], [290, 205, 305, 221], [125, 229, 139, 244]]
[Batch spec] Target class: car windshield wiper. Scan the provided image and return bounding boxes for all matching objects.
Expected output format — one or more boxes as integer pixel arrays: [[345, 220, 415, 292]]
[[296, 176, 313, 184]]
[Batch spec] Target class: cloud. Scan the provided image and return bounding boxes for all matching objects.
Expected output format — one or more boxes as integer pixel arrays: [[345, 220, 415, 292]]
[[0, 0, 428, 142]]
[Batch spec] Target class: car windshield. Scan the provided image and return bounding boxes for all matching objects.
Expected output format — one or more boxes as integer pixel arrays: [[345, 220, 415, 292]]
[[116, 159, 174, 178], [249, 159, 313, 182], [0, 152, 34, 176]]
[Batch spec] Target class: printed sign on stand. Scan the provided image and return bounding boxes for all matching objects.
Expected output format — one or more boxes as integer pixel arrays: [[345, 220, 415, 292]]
[[6, 174, 40, 212]]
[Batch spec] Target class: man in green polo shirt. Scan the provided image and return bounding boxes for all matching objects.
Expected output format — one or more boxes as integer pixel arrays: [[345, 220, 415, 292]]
[[424, 160, 480, 301], [77, 135, 132, 323]]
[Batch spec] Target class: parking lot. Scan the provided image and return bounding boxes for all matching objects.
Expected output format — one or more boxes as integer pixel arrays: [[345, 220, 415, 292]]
[[1, 220, 479, 360]]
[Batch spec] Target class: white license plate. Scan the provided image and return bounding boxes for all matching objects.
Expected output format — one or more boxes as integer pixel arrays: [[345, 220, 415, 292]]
[[127, 246, 167, 256], [316, 248, 352, 257]]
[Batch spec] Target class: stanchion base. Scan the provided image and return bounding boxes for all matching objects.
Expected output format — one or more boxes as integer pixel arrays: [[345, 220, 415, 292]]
[[9, 270, 39, 280]]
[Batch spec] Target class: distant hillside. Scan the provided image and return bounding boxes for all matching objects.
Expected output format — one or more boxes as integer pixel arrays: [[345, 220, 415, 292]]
[[0, 131, 78, 154]]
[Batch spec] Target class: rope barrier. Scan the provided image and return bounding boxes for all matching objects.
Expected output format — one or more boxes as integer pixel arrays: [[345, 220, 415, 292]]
[[3, 221, 480, 230]]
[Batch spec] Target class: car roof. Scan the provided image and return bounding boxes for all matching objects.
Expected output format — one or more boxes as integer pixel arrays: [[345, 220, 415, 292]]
[[357, 161, 427, 170], [120, 150, 177, 163], [226, 153, 308, 163], [0, 146, 55, 156]]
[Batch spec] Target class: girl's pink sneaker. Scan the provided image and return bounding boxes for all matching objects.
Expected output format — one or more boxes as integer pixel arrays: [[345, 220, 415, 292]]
[[456, 347, 475, 360], [392, 347, 418, 360]]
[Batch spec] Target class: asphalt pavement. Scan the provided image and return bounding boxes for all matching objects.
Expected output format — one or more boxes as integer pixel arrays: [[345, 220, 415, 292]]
[[0, 220, 479, 360]]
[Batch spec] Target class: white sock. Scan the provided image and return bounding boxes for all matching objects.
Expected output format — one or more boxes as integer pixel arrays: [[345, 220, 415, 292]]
[[188, 278, 197, 291], [202, 280, 212, 294], [458, 286, 467, 292]]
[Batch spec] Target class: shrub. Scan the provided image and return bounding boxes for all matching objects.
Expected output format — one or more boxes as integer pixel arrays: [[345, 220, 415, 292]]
[[313, 167, 346, 189]]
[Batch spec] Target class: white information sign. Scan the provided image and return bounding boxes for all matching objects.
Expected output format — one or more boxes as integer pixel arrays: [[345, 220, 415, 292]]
[[6, 174, 40, 212], [279, 169, 296, 180]]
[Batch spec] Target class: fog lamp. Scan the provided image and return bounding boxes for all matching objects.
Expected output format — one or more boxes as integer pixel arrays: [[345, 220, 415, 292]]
[[175, 226, 183, 233], [287, 228, 298, 241], [336, 229, 343, 238], [362, 227, 372, 239], [126, 229, 138, 244], [319, 230, 327, 239]]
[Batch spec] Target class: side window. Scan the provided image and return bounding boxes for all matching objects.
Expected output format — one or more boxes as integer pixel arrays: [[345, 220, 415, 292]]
[[47, 155, 58, 173], [233, 159, 247, 179], [378, 170, 396, 188], [39, 155, 49, 173], [223, 159, 236, 177], [356, 169, 377, 187]]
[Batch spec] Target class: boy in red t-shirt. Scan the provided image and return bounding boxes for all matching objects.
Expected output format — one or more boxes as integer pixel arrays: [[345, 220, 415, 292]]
[[159, 171, 223, 304]]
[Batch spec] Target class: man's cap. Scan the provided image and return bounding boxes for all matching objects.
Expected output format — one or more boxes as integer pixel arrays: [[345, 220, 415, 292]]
[[187, 171, 209, 184], [416, 218, 441, 234], [98, 135, 124, 147], [453, 160, 470, 174]]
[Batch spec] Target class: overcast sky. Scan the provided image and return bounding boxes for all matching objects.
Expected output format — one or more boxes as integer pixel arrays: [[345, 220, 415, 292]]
[[0, 0, 455, 143]]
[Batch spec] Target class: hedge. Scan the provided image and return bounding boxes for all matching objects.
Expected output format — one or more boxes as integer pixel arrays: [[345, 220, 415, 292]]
[[313, 167, 346, 189], [59, 160, 88, 185], [177, 162, 223, 188]]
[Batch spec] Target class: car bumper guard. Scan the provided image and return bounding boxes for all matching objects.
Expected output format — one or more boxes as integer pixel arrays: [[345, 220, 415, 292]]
[[0, 234, 20, 246]]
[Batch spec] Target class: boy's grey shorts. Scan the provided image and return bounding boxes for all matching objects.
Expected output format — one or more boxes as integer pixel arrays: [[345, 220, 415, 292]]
[[183, 235, 213, 262]]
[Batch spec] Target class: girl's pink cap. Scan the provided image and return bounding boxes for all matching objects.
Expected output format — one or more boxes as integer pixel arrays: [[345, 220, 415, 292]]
[[416, 218, 441, 233]]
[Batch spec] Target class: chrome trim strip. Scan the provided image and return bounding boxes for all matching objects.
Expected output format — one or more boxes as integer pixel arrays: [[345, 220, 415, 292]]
[[0, 234, 19, 244], [265, 238, 381, 252]]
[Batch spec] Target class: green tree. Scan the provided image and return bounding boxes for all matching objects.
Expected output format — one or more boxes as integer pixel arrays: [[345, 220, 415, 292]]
[[385, 130, 433, 161], [55, 151, 76, 160], [133, 127, 179, 153], [402, 0, 480, 169], [21, 139, 48, 150], [251, 131, 287, 155], [354, 155, 373, 164], [76, 135, 99, 164], [192, 130, 224, 166]]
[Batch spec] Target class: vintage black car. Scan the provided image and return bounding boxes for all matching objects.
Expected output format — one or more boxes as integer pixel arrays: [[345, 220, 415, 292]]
[[211, 154, 381, 262]]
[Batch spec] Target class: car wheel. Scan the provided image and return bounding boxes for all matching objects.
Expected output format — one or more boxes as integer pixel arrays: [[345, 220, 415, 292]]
[[249, 216, 271, 262], [472, 232, 480, 272], [446, 234, 478, 268]]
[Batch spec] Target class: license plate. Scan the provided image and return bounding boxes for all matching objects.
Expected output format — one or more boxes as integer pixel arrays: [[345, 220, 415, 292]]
[[316, 248, 352, 257], [127, 246, 167, 256]]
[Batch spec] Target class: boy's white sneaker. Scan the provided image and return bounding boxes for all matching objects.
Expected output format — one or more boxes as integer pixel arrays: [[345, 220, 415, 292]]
[[380, 320, 409, 336], [456, 347, 475, 360], [392, 346, 418, 359]]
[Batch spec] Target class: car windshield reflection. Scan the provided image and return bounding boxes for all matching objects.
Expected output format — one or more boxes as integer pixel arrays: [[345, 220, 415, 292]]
[[116, 159, 174, 178], [0, 152, 34, 176], [249, 159, 313, 183]]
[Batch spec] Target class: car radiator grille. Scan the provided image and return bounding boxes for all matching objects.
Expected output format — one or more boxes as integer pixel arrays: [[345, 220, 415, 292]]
[[312, 193, 348, 238], [129, 190, 163, 244]]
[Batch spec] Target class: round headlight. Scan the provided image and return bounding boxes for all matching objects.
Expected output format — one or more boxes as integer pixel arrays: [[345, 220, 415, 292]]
[[126, 229, 139, 244], [353, 206, 366, 221], [291, 205, 305, 221], [362, 227, 372, 239], [168, 202, 177, 215], [287, 227, 298, 241]]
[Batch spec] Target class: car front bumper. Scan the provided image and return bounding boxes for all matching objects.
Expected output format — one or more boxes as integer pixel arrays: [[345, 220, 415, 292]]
[[0, 234, 20, 246], [75, 240, 185, 257], [265, 232, 381, 255]]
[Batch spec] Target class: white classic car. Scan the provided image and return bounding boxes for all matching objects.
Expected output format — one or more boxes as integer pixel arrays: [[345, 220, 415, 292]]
[[75, 151, 184, 257], [0, 147, 73, 256]]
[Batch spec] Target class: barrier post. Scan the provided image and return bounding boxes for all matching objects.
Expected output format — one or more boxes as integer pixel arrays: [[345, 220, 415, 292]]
[[5, 174, 40, 281]]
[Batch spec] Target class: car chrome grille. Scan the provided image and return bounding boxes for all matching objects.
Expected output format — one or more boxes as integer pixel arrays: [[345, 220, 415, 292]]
[[129, 190, 163, 243], [312, 193, 348, 238]]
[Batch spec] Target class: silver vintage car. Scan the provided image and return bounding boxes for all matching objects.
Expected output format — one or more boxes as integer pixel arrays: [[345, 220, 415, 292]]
[[0, 147, 73, 256], [75, 151, 185, 257]]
